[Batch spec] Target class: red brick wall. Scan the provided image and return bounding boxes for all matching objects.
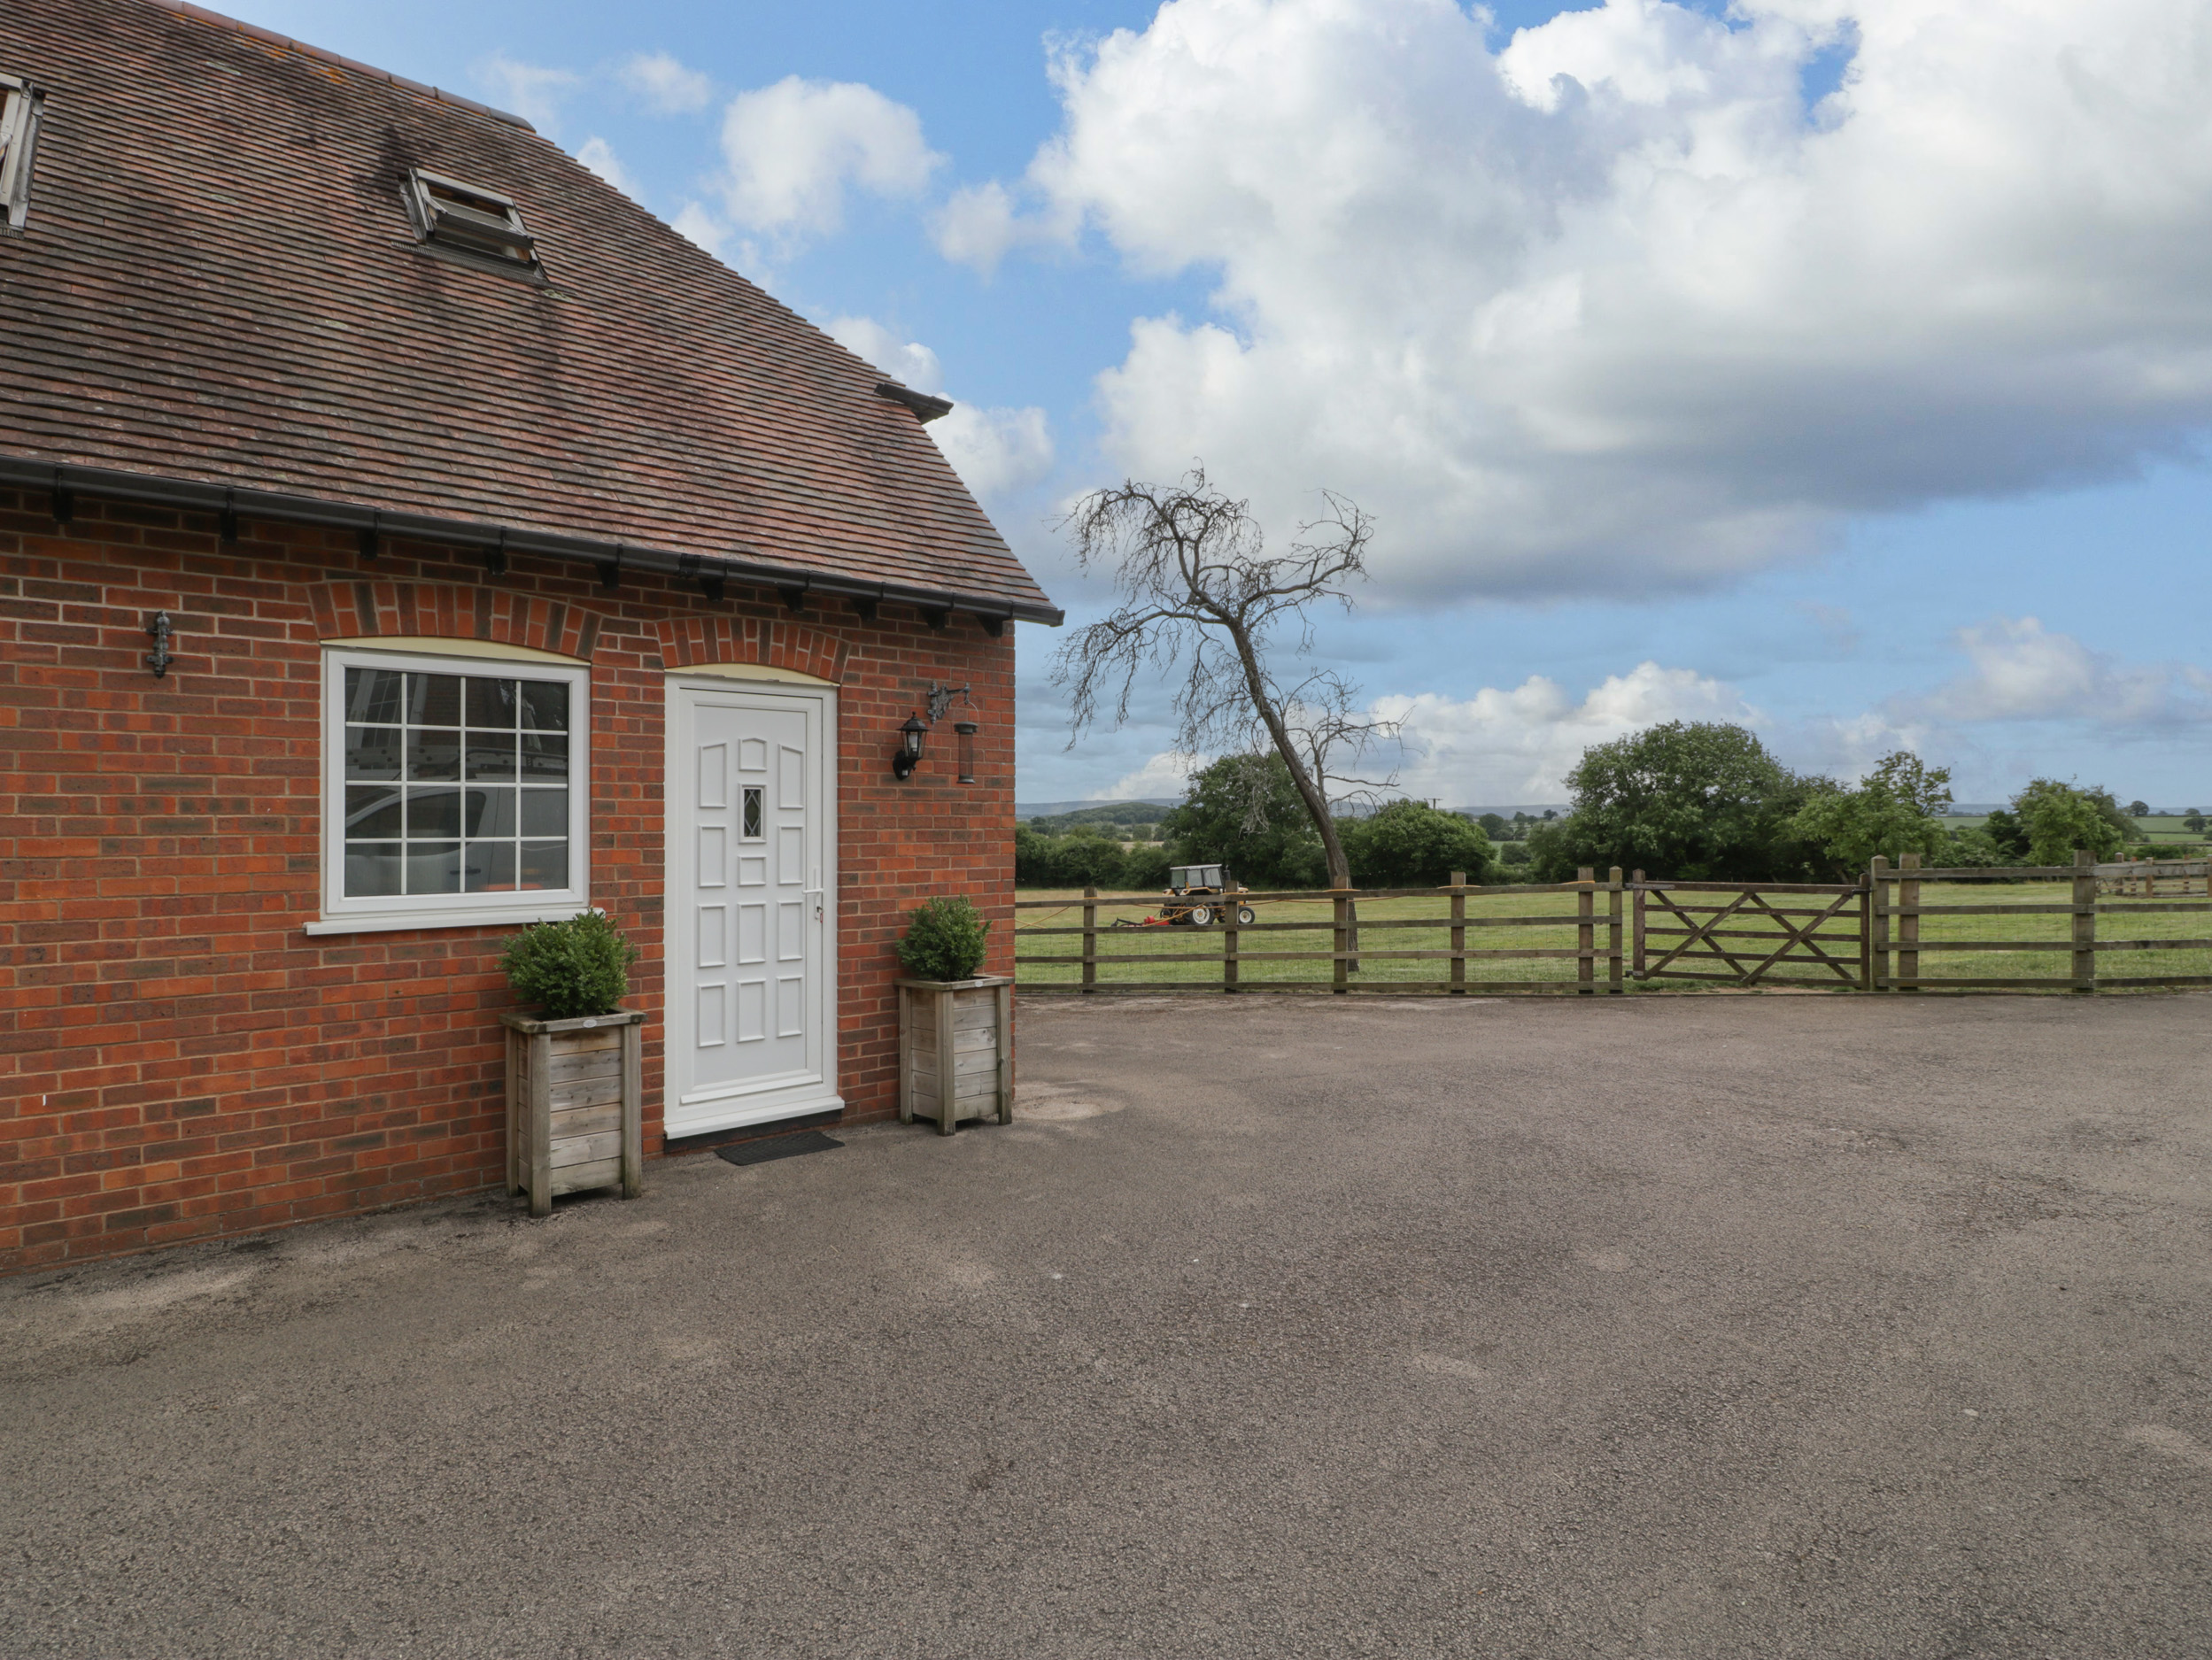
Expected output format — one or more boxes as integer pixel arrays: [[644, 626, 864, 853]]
[[0, 488, 1019, 1271]]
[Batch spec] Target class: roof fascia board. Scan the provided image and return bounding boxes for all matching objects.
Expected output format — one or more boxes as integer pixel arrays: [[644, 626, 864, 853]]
[[0, 455, 1063, 627]]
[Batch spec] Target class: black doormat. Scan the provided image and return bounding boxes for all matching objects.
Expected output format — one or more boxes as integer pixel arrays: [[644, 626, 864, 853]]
[[715, 1130, 844, 1168]]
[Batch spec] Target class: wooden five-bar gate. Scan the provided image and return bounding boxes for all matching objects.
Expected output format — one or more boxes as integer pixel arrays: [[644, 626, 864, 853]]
[[1014, 854, 2212, 996]]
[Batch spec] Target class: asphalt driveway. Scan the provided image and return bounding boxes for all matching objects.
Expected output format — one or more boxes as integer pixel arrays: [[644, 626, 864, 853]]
[[4, 992, 2209, 1657]]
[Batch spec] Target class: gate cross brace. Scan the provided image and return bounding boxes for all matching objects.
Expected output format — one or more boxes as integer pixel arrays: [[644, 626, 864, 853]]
[[1736, 889, 1862, 984], [1641, 889, 1759, 980]]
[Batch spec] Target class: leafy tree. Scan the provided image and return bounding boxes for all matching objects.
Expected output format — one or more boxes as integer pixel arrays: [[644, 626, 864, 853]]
[[1497, 841, 1531, 868], [2185, 813, 2207, 833], [1943, 824, 2014, 869], [1014, 825, 1134, 890], [1341, 800, 1496, 886], [1980, 807, 2031, 861], [2127, 799, 2151, 817], [1477, 812, 1510, 840], [1158, 753, 1326, 890], [1122, 845, 1173, 890], [1527, 722, 1822, 881], [1785, 751, 1954, 879], [2011, 778, 2128, 864]]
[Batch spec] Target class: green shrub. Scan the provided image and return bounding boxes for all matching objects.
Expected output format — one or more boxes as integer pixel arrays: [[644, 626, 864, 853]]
[[895, 896, 992, 981], [1121, 844, 1173, 890], [1340, 799, 1496, 886], [501, 911, 638, 1019]]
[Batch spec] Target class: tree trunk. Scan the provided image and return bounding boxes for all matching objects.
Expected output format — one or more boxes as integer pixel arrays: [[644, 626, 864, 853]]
[[1223, 618, 1361, 970]]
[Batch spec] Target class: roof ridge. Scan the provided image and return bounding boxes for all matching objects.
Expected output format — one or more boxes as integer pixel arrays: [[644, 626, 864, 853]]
[[134, 0, 536, 131]]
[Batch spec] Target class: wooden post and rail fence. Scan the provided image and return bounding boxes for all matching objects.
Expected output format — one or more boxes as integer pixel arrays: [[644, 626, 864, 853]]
[[1015, 854, 2212, 997]]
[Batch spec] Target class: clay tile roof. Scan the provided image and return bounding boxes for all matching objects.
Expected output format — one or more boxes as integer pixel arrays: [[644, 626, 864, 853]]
[[0, 0, 1059, 622]]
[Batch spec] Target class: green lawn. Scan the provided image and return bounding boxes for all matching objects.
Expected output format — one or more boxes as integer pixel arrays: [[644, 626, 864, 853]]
[[1946, 813, 2208, 849], [1013, 877, 2212, 993]]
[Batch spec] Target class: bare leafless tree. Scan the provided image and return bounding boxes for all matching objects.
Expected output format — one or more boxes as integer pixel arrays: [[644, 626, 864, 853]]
[[1051, 467, 1398, 898]]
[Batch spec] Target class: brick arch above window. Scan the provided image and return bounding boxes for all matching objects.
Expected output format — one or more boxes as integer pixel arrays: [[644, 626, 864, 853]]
[[306, 582, 608, 661], [654, 616, 849, 685]]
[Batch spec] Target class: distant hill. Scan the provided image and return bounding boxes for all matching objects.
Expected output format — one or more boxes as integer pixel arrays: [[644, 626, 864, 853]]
[[1016, 799, 1181, 821]]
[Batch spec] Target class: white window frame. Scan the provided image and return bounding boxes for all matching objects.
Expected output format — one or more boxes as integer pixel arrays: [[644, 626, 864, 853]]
[[311, 646, 591, 936], [0, 73, 45, 232]]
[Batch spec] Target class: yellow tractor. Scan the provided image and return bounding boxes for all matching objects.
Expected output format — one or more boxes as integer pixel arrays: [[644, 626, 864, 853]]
[[1159, 863, 1257, 927]]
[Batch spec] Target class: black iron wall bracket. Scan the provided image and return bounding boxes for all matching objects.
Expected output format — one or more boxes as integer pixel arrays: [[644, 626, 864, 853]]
[[145, 611, 174, 678]]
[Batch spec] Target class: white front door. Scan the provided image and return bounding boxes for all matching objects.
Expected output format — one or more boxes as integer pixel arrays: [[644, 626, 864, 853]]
[[665, 679, 839, 1138]]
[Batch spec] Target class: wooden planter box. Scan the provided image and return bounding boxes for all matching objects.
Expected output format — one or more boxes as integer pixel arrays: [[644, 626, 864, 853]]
[[897, 977, 1013, 1135], [499, 1009, 646, 1216]]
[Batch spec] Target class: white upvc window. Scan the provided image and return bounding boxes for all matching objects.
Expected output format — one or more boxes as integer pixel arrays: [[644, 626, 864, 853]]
[[314, 647, 591, 935]]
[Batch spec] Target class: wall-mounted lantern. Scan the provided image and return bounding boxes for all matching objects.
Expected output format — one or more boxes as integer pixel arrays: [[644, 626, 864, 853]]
[[891, 683, 980, 783], [893, 714, 927, 780], [145, 611, 174, 679]]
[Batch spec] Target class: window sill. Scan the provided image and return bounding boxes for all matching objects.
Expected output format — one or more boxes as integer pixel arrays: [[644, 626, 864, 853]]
[[305, 905, 598, 937]]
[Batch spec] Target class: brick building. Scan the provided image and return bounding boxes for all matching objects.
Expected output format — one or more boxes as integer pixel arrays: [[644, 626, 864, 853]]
[[0, 0, 1058, 1270]]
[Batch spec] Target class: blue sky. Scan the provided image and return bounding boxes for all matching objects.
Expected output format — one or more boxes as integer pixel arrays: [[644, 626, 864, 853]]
[[243, 0, 2212, 809]]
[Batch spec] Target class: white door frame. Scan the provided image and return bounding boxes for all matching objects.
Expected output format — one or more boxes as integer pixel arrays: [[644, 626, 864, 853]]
[[663, 675, 840, 1138]]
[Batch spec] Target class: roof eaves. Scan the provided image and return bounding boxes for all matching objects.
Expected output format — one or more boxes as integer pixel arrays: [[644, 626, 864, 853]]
[[0, 454, 1066, 627]]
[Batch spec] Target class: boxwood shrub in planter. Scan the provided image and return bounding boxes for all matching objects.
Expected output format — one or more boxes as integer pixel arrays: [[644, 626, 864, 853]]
[[498, 913, 646, 1215], [894, 898, 1012, 1135]]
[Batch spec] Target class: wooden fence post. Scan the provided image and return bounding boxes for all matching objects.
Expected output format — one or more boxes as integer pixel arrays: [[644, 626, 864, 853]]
[[1332, 891, 1350, 994], [1448, 870, 1466, 996], [1631, 869, 1646, 980], [2073, 848, 2097, 992], [1224, 896, 1240, 994], [1870, 855, 1890, 990], [1858, 871, 1874, 992], [1899, 851, 1921, 992], [1607, 867, 1624, 993], [1081, 887, 1097, 994], [1577, 867, 1595, 994]]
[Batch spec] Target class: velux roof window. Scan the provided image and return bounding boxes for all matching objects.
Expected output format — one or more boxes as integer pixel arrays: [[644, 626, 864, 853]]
[[404, 168, 540, 275], [0, 73, 45, 232]]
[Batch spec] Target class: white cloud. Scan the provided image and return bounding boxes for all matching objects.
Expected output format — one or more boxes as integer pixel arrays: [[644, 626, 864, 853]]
[[619, 50, 714, 114], [714, 76, 942, 242], [825, 315, 945, 393], [1376, 661, 1760, 801], [932, 405, 1056, 500], [475, 53, 581, 136], [932, 181, 1077, 275], [932, 182, 1024, 274], [1098, 751, 1208, 800], [978, 0, 2212, 601], [574, 137, 639, 200], [825, 316, 1056, 500], [670, 203, 731, 259], [1896, 616, 2212, 726]]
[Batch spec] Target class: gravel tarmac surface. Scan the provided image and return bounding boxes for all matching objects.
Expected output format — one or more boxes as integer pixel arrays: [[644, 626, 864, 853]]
[[4, 992, 2209, 1658]]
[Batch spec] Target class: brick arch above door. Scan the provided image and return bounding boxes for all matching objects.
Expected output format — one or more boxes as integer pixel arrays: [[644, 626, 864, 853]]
[[307, 582, 609, 661], [654, 616, 849, 685]]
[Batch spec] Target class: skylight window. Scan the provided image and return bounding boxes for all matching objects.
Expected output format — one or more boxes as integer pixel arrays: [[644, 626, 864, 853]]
[[404, 168, 540, 275], [0, 73, 44, 232]]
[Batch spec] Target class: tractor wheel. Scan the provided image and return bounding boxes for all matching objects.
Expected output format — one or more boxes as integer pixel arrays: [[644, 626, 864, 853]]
[[1236, 905, 1257, 925], [1187, 904, 1213, 927]]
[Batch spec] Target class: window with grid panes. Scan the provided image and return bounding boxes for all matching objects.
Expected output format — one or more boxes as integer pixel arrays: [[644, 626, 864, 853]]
[[319, 649, 588, 930]]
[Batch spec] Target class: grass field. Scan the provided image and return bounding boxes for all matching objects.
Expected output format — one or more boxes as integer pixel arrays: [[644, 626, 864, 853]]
[[1947, 813, 2209, 850], [1013, 879, 2212, 993]]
